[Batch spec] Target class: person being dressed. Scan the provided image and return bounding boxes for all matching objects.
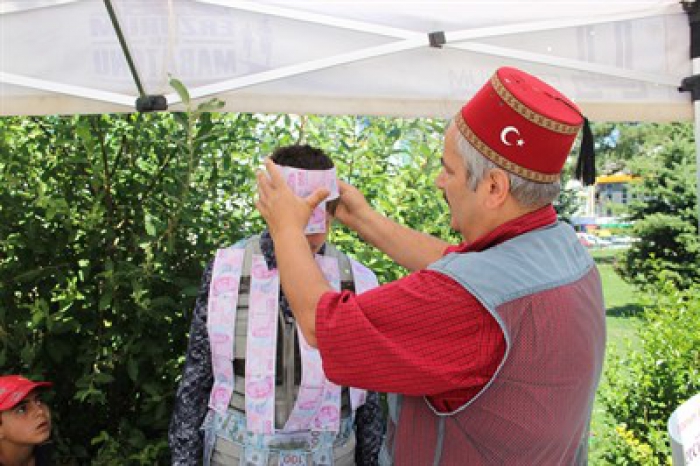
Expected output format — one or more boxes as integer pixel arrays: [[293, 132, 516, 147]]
[[169, 145, 385, 466]]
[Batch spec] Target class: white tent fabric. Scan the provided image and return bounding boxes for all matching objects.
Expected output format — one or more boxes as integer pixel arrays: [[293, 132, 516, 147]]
[[0, 0, 691, 121]]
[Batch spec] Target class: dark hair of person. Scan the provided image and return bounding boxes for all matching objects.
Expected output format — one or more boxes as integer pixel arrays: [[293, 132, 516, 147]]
[[270, 144, 338, 214], [270, 144, 334, 170]]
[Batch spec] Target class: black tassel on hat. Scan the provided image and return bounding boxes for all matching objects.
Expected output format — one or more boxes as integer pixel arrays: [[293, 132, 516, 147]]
[[575, 117, 596, 186]]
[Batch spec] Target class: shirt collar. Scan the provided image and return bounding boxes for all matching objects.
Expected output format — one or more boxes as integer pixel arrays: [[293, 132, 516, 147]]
[[449, 204, 558, 254], [259, 229, 326, 270]]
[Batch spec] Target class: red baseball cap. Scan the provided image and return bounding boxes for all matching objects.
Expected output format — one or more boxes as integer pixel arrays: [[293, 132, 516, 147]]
[[0, 375, 52, 411], [456, 67, 584, 183]]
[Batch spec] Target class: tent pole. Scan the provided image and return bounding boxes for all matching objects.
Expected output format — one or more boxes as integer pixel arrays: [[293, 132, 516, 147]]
[[102, 0, 166, 112], [102, 0, 144, 98], [681, 1, 700, 233]]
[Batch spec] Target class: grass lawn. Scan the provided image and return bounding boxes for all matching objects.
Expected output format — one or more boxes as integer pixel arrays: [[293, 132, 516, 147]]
[[589, 247, 644, 462], [592, 248, 643, 351]]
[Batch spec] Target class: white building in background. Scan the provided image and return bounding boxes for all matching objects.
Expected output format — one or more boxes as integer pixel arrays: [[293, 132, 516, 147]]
[[567, 173, 640, 234], [594, 174, 640, 217]]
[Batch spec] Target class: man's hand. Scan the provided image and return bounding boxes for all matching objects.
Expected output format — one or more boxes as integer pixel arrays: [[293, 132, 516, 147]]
[[334, 179, 449, 270], [255, 158, 333, 347], [333, 180, 373, 230], [255, 158, 330, 236]]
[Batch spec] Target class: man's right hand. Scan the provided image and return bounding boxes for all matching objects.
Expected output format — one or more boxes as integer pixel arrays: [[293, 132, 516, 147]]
[[333, 180, 449, 271], [334, 180, 373, 230]]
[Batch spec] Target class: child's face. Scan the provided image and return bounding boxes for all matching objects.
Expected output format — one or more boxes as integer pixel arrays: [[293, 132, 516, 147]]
[[306, 217, 332, 254], [0, 390, 51, 446]]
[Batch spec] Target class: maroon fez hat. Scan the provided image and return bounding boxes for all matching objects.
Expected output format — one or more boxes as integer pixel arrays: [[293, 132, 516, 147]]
[[455, 67, 593, 184]]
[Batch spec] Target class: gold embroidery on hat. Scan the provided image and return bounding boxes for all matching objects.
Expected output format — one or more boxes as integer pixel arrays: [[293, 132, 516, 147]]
[[454, 113, 560, 183], [490, 75, 580, 136]]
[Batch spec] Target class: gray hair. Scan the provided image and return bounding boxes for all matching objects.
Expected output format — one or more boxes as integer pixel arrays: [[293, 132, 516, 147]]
[[455, 131, 560, 208]]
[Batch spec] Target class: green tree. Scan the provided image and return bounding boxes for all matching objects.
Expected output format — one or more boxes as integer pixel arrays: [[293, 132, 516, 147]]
[[0, 110, 458, 462], [0, 107, 271, 461], [592, 122, 646, 173], [611, 123, 699, 288]]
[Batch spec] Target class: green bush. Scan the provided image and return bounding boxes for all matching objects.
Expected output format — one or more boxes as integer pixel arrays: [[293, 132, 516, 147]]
[[0, 109, 264, 462], [0, 111, 457, 463], [616, 214, 700, 289], [597, 282, 700, 464]]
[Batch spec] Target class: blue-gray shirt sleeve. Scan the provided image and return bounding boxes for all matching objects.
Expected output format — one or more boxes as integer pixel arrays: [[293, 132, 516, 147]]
[[169, 260, 214, 466]]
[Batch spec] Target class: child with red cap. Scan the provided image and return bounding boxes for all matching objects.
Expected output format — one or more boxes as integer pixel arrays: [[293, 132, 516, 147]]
[[0, 375, 53, 466]]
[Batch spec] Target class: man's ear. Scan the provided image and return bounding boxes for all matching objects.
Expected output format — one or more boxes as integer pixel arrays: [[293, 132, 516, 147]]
[[484, 168, 510, 208]]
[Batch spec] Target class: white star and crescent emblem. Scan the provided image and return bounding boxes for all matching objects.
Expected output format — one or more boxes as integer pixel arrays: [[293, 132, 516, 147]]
[[500, 126, 525, 147]]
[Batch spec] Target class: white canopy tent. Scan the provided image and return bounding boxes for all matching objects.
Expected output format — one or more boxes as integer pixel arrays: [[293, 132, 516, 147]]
[[0, 0, 690, 119], [0, 0, 697, 218]]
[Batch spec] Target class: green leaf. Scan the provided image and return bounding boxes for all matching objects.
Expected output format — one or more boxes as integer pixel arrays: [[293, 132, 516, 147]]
[[173, 112, 189, 128], [144, 212, 156, 236], [181, 285, 200, 297], [127, 358, 139, 382], [93, 372, 115, 384], [75, 119, 94, 145], [15, 268, 48, 283], [168, 76, 190, 106], [196, 98, 225, 113], [99, 291, 112, 311]]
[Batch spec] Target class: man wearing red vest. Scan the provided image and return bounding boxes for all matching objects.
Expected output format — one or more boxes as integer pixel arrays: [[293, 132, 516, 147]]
[[256, 67, 606, 464]]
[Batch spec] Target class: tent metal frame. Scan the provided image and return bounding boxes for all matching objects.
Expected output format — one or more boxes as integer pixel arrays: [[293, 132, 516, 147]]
[[0, 0, 685, 110]]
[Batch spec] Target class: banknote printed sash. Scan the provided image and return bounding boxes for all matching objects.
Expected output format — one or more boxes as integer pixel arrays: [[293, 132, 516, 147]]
[[278, 451, 308, 466], [209, 248, 378, 438], [207, 247, 245, 413], [246, 254, 281, 435], [284, 255, 342, 433]]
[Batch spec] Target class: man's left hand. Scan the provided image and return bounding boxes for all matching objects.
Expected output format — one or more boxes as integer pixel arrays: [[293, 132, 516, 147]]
[[256, 158, 330, 236]]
